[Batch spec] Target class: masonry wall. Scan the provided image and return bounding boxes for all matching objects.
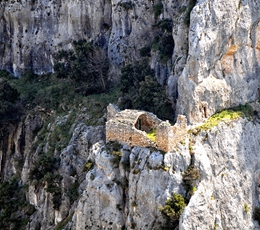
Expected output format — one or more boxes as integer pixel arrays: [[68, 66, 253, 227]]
[[167, 115, 187, 152], [156, 123, 171, 152], [106, 121, 153, 148], [155, 115, 187, 152]]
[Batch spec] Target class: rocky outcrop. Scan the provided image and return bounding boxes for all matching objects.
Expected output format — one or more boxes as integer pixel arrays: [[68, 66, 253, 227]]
[[71, 143, 190, 229], [177, 0, 260, 124], [2, 101, 260, 229], [180, 117, 260, 229]]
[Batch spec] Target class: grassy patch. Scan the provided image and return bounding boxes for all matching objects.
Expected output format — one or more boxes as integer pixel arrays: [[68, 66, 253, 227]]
[[244, 203, 249, 213], [83, 160, 94, 172], [198, 104, 254, 131], [146, 129, 156, 142]]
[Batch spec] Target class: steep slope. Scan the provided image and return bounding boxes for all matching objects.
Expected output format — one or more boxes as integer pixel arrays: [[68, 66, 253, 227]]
[[177, 0, 260, 123], [1, 0, 260, 229]]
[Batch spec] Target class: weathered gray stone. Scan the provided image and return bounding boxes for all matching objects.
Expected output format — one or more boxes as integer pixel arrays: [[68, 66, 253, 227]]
[[176, 0, 260, 124]]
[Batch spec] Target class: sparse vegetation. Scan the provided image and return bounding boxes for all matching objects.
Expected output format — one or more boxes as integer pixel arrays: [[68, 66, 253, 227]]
[[54, 213, 74, 230], [121, 160, 131, 171], [119, 58, 173, 121], [66, 182, 79, 204], [152, 34, 174, 63], [159, 193, 187, 229], [139, 46, 151, 57], [0, 71, 20, 123], [157, 19, 173, 33], [118, 1, 135, 10], [153, 2, 163, 19], [254, 206, 260, 225], [197, 104, 254, 131], [146, 129, 156, 142], [182, 165, 200, 197], [0, 178, 35, 229], [29, 153, 62, 210], [184, 0, 197, 25]]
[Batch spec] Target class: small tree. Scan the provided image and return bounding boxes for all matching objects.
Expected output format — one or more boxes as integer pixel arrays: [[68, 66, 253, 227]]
[[54, 40, 109, 94], [159, 193, 187, 229], [0, 80, 20, 122], [119, 58, 173, 121]]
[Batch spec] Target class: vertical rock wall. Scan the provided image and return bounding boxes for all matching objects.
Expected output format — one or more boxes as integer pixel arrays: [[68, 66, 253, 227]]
[[0, 0, 112, 76], [177, 0, 260, 123]]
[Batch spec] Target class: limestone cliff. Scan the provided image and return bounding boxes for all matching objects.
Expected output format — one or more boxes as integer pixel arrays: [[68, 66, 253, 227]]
[[1, 0, 260, 229], [0, 0, 190, 105], [176, 0, 260, 123]]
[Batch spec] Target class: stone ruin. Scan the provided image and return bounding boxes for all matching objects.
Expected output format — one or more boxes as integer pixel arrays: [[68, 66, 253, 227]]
[[106, 104, 187, 152]]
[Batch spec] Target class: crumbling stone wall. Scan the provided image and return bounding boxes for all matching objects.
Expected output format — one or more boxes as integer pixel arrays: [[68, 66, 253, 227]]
[[106, 108, 161, 148], [106, 106, 187, 152], [167, 115, 187, 152], [156, 122, 171, 152], [106, 121, 153, 148], [156, 115, 187, 152]]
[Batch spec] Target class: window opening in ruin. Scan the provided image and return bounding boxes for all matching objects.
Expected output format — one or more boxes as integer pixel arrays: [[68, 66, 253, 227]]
[[135, 114, 154, 133], [204, 106, 208, 118], [137, 118, 142, 130]]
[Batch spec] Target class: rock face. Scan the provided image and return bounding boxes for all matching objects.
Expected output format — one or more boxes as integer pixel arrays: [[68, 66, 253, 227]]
[[2, 103, 260, 229], [180, 118, 260, 229], [177, 0, 260, 123], [0, 0, 189, 106], [0, 0, 112, 76], [2, 0, 260, 229], [71, 143, 190, 230]]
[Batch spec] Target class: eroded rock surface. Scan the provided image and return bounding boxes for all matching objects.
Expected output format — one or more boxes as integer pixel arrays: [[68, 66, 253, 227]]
[[177, 0, 260, 123]]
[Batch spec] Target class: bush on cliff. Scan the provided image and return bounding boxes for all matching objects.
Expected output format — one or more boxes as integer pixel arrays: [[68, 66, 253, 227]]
[[0, 78, 20, 122], [119, 58, 173, 121], [54, 40, 110, 95], [159, 193, 187, 229]]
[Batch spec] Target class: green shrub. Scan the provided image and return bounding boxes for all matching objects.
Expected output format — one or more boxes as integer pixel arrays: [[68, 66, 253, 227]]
[[139, 46, 151, 57], [157, 19, 173, 32], [111, 150, 123, 166], [83, 160, 94, 172], [119, 58, 173, 121], [54, 40, 110, 94], [159, 193, 187, 228], [184, 0, 197, 25], [0, 80, 20, 122], [153, 2, 163, 19], [29, 153, 60, 181], [254, 206, 260, 225], [244, 203, 249, 213], [133, 168, 140, 174], [182, 166, 200, 196], [121, 160, 130, 171], [29, 153, 62, 210], [0, 178, 35, 229], [151, 27, 174, 63]]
